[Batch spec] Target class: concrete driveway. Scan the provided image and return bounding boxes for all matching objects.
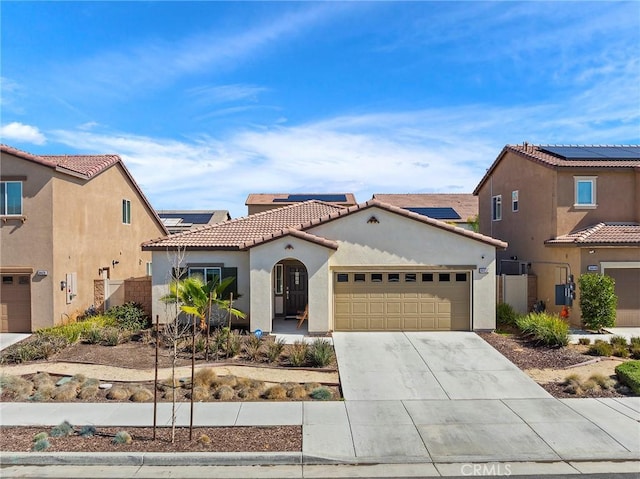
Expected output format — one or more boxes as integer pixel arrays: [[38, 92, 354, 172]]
[[0, 333, 30, 351], [333, 331, 551, 400]]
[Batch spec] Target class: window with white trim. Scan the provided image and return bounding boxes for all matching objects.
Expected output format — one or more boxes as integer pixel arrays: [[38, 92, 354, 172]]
[[1, 181, 22, 215], [512, 190, 519, 212], [122, 199, 131, 224], [574, 177, 596, 207], [188, 267, 221, 284], [492, 195, 502, 221]]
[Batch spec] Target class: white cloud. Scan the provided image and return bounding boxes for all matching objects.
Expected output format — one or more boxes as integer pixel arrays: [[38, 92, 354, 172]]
[[187, 84, 268, 105], [0, 122, 46, 145]]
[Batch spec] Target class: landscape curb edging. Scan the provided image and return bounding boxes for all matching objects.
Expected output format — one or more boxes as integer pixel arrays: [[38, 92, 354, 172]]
[[0, 451, 304, 467]]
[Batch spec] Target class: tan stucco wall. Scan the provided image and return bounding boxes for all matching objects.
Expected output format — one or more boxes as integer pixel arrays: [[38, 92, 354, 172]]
[[150, 249, 250, 324], [1, 152, 165, 330], [0, 153, 55, 330], [50, 164, 164, 325], [477, 151, 557, 267], [556, 169, 637, 233]]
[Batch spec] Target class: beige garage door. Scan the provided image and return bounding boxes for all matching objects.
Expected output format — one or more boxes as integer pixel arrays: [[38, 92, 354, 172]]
[[1, 274, 32, 333], [334, 271, 470, 331], [607, 268, 640, 327]]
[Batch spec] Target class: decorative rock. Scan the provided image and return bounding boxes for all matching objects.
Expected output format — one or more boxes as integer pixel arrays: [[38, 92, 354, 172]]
[[56, 376, 72, 386], [99, 383, 113, 389]]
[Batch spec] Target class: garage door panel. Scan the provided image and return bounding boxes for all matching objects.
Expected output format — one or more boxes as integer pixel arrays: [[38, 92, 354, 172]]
[[607, 268, 640, 327], [334, 271, 470, 332], [403, 302, 418, 314], [1, 274, 32, 333]]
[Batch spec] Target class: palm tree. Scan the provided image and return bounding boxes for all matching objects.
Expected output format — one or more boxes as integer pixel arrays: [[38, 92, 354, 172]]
[[162, 275, 246, 330]]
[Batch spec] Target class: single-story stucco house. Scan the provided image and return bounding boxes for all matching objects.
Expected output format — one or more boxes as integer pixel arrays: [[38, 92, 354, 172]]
[[143, 199, 507, 333]]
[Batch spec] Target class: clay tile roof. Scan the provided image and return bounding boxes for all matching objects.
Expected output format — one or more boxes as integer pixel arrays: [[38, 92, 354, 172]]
[[143, 199, 507, 251], [372, 193, 478, 222], [42, 154, 120, 178], [1, 144, 120, 179], [545, 223, 640, 246], [474, 144, 640, 194], [143, 201, 345, 250]]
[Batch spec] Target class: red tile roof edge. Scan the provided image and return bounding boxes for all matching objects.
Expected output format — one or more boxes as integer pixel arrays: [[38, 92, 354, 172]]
[[545, 223, 640, 246], [142, 200, 346, 248], [296, 199, 507, 249], [240, 227, 339, 250], [2, 144, 167, 236], [473, 144, 640, 195]]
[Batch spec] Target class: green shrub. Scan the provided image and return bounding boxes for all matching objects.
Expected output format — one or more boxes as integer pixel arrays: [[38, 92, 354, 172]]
[[32, 438, 51, 451], [613, 346, 630, 358], [79, 425, 96, 437], [50, 420, 74, 438], [33, 432, 48, 443], [496, 303, 518, 327], [631, 344, 640, 360], [106, 302, 149, 331], [515, 312, 569, 347], [113, 431, 132, 445], [307, 339, 334, 367], [243, 334, 263, 362], [610, 336, 628, 347], [615, 361, 640, 394], [288, 340, 309, 367], [578, 274, 617, 331], [309, 387, 332, 401], [630, 337, 640, 347], [588, 341, 613, 357], [577, 337, 592, 345], [38, 316, 114, 343], [266, 337, 286, 363]]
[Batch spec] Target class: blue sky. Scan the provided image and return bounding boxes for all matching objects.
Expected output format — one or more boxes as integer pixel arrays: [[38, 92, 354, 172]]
[[2, 1, 639, 218]]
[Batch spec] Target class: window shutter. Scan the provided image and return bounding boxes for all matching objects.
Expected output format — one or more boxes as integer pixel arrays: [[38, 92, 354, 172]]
[[221, 267, 238, 300]]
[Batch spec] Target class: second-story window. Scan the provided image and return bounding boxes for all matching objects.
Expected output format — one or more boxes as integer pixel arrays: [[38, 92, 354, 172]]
[[1, 181, 23, 215], [492, 195, 502, 221], [122, 199, 131, 224], [574, 177, 596, 207], [512, 190, 519, 212]]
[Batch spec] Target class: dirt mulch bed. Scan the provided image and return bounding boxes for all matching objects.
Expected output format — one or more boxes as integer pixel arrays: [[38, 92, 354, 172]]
[[0, 426, 301, 453], [477, 331, 589, 370], [478, 331, 634, 398]]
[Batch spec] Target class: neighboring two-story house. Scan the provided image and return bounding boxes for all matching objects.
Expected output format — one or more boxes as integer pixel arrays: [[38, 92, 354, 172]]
[[0, 144, 167, 332], [474, 144, 640, 327]]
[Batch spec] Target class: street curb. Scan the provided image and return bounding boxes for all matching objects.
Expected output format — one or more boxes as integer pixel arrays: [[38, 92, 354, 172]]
[[0, 452, 303, 467]]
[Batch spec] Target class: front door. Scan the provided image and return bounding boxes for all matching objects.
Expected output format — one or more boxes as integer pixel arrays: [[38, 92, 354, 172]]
[[285, 264, 308, 316]]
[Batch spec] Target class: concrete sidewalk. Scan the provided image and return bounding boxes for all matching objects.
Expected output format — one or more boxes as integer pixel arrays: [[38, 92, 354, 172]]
[[2, 397, 638, 465]]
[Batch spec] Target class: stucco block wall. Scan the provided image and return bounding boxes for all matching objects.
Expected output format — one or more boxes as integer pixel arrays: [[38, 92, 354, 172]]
[[150, 249, 250, 324]]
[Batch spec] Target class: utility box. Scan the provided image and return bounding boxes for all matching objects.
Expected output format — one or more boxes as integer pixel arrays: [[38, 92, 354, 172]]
[[555, 284, 573, 306]]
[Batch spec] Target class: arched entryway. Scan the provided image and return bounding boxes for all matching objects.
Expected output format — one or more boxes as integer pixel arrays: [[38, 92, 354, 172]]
[[272, 259, 308, 333]]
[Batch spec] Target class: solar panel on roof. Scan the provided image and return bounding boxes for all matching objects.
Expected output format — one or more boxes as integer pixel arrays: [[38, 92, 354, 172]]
[[540, 146, 640, 160], [405, 207, 461, 220], [159, 213, 214, 224], [273, 194, 348, 203]]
